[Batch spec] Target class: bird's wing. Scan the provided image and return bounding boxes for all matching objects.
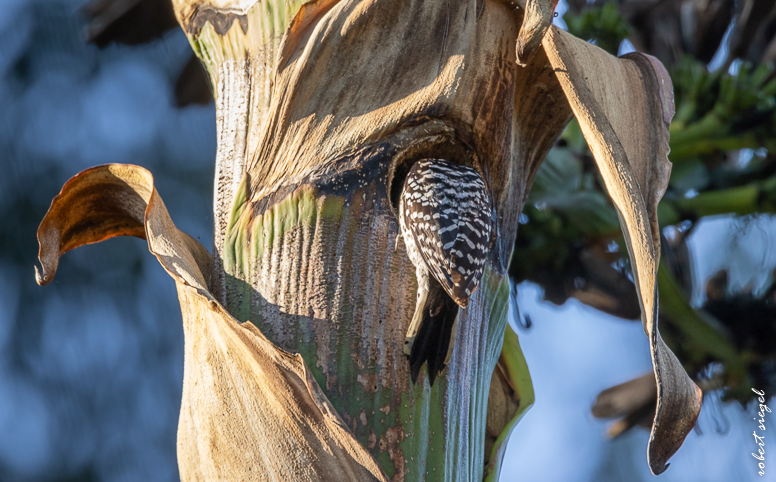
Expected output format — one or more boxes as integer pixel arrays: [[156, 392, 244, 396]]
[[402, 160, 491, 307]]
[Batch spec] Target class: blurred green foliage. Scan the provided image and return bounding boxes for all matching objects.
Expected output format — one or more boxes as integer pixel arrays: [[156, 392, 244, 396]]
[[671, 60, 776, 161], [563, 3, 631, 55]]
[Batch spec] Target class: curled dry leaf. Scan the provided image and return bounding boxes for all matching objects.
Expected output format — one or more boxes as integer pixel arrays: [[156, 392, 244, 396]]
[[542, 27, 703, 474], [515, 0, 559, 66], [36, 164, 387, 482], [592, 372, 657, 438]]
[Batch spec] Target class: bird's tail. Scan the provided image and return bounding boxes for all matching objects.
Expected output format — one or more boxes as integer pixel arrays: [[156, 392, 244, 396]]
[[405, 282, 460, 386]]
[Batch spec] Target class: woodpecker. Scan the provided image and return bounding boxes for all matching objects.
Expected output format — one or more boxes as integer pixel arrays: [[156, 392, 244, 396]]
[[398, 159, 493, 385]]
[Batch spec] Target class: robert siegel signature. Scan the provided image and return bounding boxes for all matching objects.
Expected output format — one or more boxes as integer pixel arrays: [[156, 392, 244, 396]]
[[752, 388, 771, 477]]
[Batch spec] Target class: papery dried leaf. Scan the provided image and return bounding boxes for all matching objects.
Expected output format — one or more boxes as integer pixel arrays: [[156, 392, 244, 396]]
[[37, 164, 153, 286], [276, 0, 342, 73], [36, 165, 387, 482], [542, 27, 702, 475], [592, 372, 657, 438], [515, 0, 558, 66], [36, 164, 211, 289]]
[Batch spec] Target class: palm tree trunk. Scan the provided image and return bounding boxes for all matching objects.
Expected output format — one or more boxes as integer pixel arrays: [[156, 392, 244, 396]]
[[181, 1, 570, 479]]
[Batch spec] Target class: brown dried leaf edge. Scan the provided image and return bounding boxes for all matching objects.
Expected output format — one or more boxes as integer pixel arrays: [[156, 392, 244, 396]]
[[542, 27, 703, 474], [36, 164, 387, 482]]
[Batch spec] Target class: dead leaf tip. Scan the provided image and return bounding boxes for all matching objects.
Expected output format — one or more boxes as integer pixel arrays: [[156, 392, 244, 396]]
[[35, 238, 60, 286], [35, 264, 52, 286], [651, 461, 670, 475]]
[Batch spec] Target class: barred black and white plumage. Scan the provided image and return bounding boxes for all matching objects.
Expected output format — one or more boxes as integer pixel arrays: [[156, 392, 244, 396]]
[[398, 159, 492, 385]]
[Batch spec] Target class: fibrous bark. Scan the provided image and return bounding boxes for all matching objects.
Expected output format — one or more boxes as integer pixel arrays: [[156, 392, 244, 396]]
[[211, 1, 568, 478]]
